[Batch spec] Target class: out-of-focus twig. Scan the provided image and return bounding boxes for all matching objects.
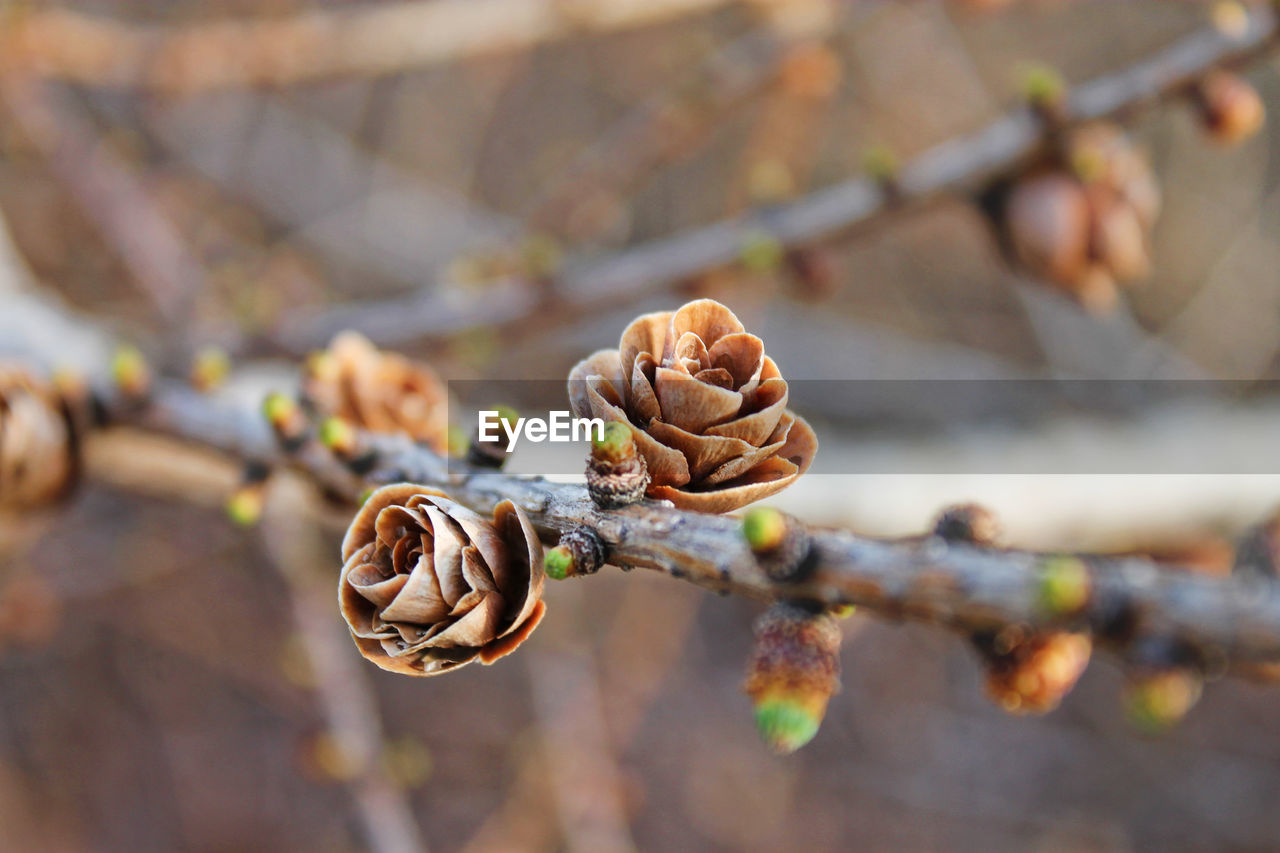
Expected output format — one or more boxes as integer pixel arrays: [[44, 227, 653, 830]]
[[261, 473, 429, 853], [0, 77, 205, 334], [0, 0, 759, 94], [460, 578, 701, 853], [523, 28, 795, 238], [525, 584, 637, 853], [267, 6, 1280, 355]]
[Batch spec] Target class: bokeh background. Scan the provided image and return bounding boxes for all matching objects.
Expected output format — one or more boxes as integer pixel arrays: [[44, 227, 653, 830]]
[[2, 1, 1280, 850]]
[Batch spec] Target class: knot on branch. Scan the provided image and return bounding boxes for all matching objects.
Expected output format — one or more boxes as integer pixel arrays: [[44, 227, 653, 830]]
[[933, 502, 1001, 546]]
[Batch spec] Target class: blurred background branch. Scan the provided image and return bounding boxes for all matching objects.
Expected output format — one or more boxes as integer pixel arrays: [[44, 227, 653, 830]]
[[0, 0, 779, 93], [266, 3, 1280, 356]]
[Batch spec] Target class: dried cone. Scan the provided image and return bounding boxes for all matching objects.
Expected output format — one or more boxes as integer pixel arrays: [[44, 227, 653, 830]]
[[339, 484, 546, 676], [1196, 70, 1265, 146], [976, 628, 1092, 715], [0, 365, 75, 509], [568, 299, 818, 514], [304, 332, 449, 454], [744, 602, 841, 754]]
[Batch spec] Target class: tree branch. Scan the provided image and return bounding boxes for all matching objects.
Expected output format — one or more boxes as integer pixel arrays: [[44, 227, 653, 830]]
[[3, 254, 1280, 679], [64, 354, 1280, 676], [268, 7, 1280, 356]]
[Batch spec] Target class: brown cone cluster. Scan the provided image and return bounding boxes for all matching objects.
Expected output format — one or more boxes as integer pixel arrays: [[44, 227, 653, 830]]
[[1005, 123, 1160, 312], [977, 627, 1092, 715], [568, 299, 818, 514], [0, 364, 75, 509], [304, 332, 449, 453], [339, 484, 546, 676]]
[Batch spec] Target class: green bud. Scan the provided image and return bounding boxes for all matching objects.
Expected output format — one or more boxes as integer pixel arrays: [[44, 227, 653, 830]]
[[1124, 670, 1202, 734], [739, 231, 785, 273], [226, 485, 264, 527], [447, 425, 470, 458], [191, 346, 231, 392], [591, 421, 636, 464], [743, 506, 788, 553], [861, 144, 900, 184], [1037, 556, 1091, 616], [318, 416, 356, 454], [1020, 62, 1066, 109], [263, 392, 296, 425], [110, 344, 150, 397], [754, 698, 822, 755], [545, 545, 575, 581]]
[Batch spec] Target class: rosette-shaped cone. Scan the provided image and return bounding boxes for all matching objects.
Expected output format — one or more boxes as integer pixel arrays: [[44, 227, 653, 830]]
[[339, 484, 546, 676], [568, 299, 817, 513], [0, 365, 75, 509], [304, 332, 449, 453]]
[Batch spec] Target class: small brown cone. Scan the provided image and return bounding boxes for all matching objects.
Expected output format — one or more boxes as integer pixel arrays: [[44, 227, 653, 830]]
[[339, 484, 546, 676], [0, 364, 76, 509], [568, 299, 818, 514], [304, 332, 449, 453]]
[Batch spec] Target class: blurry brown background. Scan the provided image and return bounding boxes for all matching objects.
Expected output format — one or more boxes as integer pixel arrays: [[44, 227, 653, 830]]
[[2, 1, 1280, 851]]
